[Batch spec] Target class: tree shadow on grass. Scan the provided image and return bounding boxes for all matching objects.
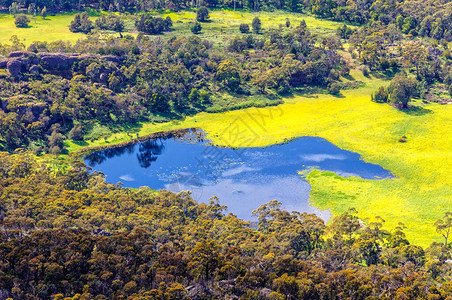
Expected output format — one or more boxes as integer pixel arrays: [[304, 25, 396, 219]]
[[72, 140, 89, 146], [400, 105, 432, 116]]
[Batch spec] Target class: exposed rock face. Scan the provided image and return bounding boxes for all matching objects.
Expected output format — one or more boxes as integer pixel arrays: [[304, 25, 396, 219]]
[[0, 52, 124, 77], [100, 72, 108, 84], [8, 51, 35, 58], [40, 53, 82, 70], [0, 99, 8, 111], [7, 59, 24, 77], [186, 284, 212, 299], [29, 65, 40, 75]]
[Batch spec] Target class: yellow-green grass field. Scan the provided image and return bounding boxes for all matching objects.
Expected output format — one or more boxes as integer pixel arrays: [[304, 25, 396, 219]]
[[161, 9, 350, 46], [0, 13, 87, 45], [0, 9, 347, 47], [66, 70, 452, 247]]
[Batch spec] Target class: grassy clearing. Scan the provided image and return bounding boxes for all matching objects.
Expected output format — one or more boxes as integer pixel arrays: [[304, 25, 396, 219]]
[[67, 69, 452, 246], [161, 9, 350, 46], [0, 13, 87, 45], [0, 9, 346, 47]]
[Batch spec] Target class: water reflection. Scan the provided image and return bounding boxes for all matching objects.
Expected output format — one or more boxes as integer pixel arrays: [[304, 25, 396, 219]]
[[85, 130, 393, 221]]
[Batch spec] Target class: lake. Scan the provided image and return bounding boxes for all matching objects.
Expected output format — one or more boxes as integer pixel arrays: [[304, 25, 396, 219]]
[[85, 130, 393, 221]]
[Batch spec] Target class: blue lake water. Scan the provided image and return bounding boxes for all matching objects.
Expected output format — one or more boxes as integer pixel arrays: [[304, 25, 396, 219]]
[[85, 130, 393, 221]]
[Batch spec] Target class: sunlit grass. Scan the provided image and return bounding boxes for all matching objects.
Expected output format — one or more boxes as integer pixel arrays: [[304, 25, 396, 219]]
[[0, 13, 88, 45]]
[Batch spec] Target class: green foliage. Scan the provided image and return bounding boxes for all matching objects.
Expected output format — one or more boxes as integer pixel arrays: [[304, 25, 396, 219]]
[[196, 6, 210, 22], [328, 82, 341, 95], [0, 152, 451, 298], [69, 12, 93, 33], [373, 86, 389, 103], [388, 76, 418, 109], [191, 21, 202, 34], [135, 14, 172, 34], [85, 124, 113, 141], [95, 14, 125, 32], [239, 23, 250, 33], [252, 16, 261, 33], [14, 14, 30, 28]]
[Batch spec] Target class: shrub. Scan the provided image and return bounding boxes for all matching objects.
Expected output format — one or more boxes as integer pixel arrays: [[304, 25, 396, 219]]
[[252, 17, 261, 33], [15, 14, 30, 28], [388, 76, 418, 109], [68, 124, 84, 141], [196, 6, 209, 22], [361, 66, 370, 77], [328, 82, 341, 95], [95, 15, 125, 32], [70, 12, 93, 34], [239, 23, 250, 34], [191, 22, 202, 34], [135, 15, 172, 35], [373, 86, 389, 103]]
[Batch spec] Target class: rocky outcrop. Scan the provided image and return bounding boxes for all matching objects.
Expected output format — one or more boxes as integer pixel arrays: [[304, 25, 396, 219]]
[[6, 59, 24, 77], [40, 53, 82, 70], [0, 52, 125, 78], [29, 65, 40, 75]]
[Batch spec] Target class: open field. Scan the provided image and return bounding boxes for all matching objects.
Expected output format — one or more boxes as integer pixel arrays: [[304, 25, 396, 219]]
[[0, 9, 347, 46], [66, 69, 452, 246], [0, 13, 87, 45]]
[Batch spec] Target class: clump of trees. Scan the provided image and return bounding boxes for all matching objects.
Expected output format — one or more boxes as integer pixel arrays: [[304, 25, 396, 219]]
[[14, 14, 30, 28], [388, 76, 418, 108], [95, 14, 125, 32], [135, 14, 172, 34], [0, 23, 349, 152], [69, 12, 93, 33]]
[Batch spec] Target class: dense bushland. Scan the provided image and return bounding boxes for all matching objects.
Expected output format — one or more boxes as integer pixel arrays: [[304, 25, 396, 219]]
[[0, 24, 347, 153], [0, 151, 452, 299]]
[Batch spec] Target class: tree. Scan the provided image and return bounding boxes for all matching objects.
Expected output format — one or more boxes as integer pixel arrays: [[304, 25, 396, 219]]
[[435, 212, 452, 247], [328, 208, 361, 247], [239, 23, 250, 33], [135, 15, 172, 34], [191, 22, 202, 34], [196, 6, 209, 22], [9, 2, 19, 15], [252, 16, 261, 33], [215, 60, 241, 91], [70, 12, 93, 34], [373, 86, 389, 103], [388, 76, 417, 109], [41, 6, 47, 18], [15, 14, 30, 28], [400, 41, 427, 78]]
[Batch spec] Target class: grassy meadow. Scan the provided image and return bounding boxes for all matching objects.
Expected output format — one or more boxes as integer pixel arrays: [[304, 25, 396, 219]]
[[0, 13, 87, 44], [0, 9, 347, 46]]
